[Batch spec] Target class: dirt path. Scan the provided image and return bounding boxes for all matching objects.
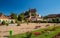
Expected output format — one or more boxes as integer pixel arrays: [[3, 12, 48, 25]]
[[0, 23, 59, 38]]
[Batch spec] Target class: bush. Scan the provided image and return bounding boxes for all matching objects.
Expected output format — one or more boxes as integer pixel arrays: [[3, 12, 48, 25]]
[[17, 23, 20, 26], [11, 20, 14, 24], [15, 20, 17, 23], [24, 19, 29, 24], [45, 24, 50, 27], [26, 31, 32, 38], [46, 27, 55, 31], [31, 21, 47, 23], [2, 21, 6, 25], [17, 21, 20, 26], [34, 32, 41, 36], [41, 30, 45, 33], [6, 23, 9, 26]]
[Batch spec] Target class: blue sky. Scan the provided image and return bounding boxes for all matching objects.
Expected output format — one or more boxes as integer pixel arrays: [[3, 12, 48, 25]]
[[0, 0, 60, 16]]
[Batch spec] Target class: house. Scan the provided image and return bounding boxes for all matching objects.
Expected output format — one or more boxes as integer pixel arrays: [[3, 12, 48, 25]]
[[0, 14, 15, 24], [44, 14, 60, 21], [24, 8, 42, 21]]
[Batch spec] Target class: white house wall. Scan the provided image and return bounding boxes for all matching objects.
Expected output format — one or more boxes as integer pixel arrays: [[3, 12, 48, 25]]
[[0, 19, 15, 23]]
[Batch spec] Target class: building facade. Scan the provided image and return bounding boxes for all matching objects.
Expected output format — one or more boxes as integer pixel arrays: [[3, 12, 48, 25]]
[[0, 14, 15, 24], [24, 9, 42, 21]]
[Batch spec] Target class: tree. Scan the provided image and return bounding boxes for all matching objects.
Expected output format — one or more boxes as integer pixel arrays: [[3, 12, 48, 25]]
[[17, 21, 20, 26], [52, 18, 55, 23], [31, 13, 36, 16], [55, 18, 59, 23], [52, 18, 59, 23], [24, 11, 29, 16], [6, 23, 9, 26], [25, 32, 32, 38], [43, 16, 48, 19], [25, 19, 29, 25], [18, 13, 24, 21], [11, 20, 14, 24], [2, 21, 6, 25], [10, 13, 17, 19]]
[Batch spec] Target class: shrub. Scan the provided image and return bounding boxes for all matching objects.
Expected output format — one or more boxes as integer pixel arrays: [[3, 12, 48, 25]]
[[2, 21, 6, 25], [24, 19, 29, 25], [41, 30, 45, 33], [40, 21, 47, 23], [34, 32, 41, 36], [34, 26, 41, 29], [6, 23, 9, 26], [44, 28, 49, 32], [45, 24, 50, 27], [11, 20, 14, 24], [31, 21, 46, 23], [17, 23, 20, 26], [17, 21, 20, 26], [15, 20, 18, 23], [46, 27, 55, 31], [25, 31, 32, 38]]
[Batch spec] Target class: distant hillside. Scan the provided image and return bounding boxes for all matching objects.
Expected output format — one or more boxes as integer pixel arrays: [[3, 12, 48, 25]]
[[44, 14, 60, 19]]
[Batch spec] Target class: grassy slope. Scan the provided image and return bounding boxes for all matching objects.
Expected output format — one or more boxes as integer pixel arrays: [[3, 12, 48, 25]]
[[8, 26, 60, 38]]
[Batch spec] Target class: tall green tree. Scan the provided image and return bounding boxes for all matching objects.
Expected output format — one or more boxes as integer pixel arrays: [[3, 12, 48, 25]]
[[10, 13, 17, 19], [52, 18, 59, 23], [24, 11, 30, 20], [52, 18, 55, 23], [55, 18, 59, 23], [24, 11, 29, 16], [18, 13, 24, 21], [2, 21, 6, 25]]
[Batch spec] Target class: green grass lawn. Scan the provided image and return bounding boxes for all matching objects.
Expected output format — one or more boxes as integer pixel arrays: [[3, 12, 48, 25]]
[[8, 26, 60, 38]]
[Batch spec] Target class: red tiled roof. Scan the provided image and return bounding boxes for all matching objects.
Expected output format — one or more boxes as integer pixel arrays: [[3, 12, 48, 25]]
[[29, 9, 36, 13], [45, 14, 60, 18], [0, 14, 9, 19]]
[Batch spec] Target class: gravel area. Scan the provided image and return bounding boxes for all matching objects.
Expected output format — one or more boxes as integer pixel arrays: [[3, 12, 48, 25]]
[[0, 23, 59, 38]]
